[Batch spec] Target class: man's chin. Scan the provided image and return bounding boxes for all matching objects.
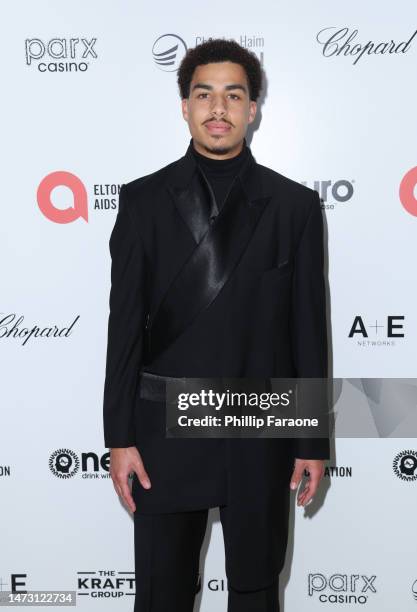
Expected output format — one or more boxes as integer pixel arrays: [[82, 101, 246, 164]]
[[200, 138, 236, 157]]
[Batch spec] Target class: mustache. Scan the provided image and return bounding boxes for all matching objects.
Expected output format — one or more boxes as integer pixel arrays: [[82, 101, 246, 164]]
[[204, 118, 233, 126]]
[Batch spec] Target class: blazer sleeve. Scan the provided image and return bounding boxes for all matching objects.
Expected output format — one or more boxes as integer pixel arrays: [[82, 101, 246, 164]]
[[102, 184, 146, 448], [291, 190, 330, 460]]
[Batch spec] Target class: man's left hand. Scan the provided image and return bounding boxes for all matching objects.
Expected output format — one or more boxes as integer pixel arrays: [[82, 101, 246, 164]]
[[290, 458, 325, 507]]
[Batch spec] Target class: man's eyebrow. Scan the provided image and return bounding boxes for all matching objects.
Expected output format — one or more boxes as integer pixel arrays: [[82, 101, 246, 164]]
[[191, 83, 247, 93]]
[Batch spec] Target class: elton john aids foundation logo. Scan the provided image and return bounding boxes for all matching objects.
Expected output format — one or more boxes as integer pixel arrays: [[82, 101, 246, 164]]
[[399, 166, 417, 217], [152, 34, 187, 71], [37, 171, 88, 223]]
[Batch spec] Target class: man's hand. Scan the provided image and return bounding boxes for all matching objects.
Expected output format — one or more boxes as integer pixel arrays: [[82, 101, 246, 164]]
[[109, 446, 151, 513], [289, 458, 325, 507]]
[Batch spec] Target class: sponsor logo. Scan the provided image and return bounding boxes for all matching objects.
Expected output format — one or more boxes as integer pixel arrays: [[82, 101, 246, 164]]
[[316, 27, 417, 65], [25, 37, 98, 72], [399, 166, 417, 217], [308, 573, 377, 604], [301, 180, 354, 208], [49, 449, 111, 479], [348, 316, 405, 346], [152, 34, 187, 72], [393, 450, 417, 482], [0, 314, 80, 346], [77, 570, 135, 599]]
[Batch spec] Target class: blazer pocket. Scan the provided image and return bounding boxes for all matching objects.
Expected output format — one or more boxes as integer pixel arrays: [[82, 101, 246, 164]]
[[261, 259, 294, 282]]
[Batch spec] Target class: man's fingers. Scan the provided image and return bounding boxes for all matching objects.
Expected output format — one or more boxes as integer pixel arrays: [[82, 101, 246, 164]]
[[109, 448, 153, 513], [111, 474, 135, 512], [112, 480, 122, 498], [135, 462, 152, 489], [297, 469, 322, 506], [290, 462, 304, 490], [118, 478, 136, 513], [297, 484, 311, 506]]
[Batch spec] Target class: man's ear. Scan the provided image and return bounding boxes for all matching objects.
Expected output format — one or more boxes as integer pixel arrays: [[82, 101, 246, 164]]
[[181, 98, 189, 121], [248, 100, 257, 124]]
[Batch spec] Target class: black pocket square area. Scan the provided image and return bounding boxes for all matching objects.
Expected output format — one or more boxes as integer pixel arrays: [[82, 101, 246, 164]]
[[277, 259, 289, 268]]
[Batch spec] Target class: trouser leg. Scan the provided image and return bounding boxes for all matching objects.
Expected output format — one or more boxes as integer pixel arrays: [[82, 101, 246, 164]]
[[219, 503, 281, 612], [133, 508, 208, 612], [227, 579, 279, 612]]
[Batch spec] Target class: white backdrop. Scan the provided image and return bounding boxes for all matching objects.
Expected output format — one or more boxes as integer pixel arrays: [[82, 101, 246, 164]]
[[1, 1, 417, 610]]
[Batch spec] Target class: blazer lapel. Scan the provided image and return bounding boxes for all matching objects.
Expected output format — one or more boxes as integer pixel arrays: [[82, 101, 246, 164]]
[[148, 138, 271, 361], [168, 163, 218, 244]]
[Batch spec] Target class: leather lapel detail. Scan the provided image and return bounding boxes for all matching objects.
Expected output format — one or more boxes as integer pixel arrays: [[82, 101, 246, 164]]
[[149, 138, 271, 361], [168, 165, 218, 244]]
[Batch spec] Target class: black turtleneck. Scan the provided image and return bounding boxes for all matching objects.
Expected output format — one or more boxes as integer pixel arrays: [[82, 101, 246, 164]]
[[191, 140, 248, 212]]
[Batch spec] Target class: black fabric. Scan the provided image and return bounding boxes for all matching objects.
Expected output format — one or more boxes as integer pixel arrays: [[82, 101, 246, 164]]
[[134, 506, 280, 611], [134, 508, 207, 611], [191, 139, 249, 214], [148, 149, 269, 362], [103, 135, 330, 589]]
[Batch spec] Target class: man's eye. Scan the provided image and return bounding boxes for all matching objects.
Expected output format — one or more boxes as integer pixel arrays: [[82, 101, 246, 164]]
[[196, 93, 240, 100]]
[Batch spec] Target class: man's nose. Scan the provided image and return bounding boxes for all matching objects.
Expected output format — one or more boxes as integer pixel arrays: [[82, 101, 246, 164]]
[[210, 95, 228, 115]]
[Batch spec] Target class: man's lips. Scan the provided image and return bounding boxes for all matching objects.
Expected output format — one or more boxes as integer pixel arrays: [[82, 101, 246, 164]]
[[205, 121, 231, 134]]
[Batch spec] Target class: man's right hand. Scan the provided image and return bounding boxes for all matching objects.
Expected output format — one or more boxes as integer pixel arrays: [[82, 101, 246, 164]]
[[109, 446, 151, 513]]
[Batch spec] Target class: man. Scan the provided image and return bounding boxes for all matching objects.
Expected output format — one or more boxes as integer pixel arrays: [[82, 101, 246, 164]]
[[103, 38, 330, 612]]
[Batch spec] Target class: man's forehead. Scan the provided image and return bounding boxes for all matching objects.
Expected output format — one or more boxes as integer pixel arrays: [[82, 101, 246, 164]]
[[191, 63, 248, 88]]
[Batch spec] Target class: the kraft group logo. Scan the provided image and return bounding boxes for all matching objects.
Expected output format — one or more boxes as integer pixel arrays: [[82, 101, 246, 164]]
[[37, 171, 88, 223], [25, 37, 98, 72], [77, 570, 135, 599], [152, 34, 187, 72], [399, 166, 417, 217]]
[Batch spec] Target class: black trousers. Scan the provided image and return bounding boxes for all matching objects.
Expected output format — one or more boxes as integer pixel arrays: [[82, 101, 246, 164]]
[[133, 505, 280, 612]]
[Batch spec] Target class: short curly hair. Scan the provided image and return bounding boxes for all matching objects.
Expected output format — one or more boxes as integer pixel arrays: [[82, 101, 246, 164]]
[[177, 38, 262, 102]]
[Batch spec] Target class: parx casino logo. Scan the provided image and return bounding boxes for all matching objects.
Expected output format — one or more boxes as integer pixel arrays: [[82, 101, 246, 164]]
[[308, 572, 377, 604], [25, 37, 98, 72]]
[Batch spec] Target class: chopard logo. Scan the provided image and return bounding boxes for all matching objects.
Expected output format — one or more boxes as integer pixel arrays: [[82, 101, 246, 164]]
[[0, 314, 80, 346], [316, 27, 417, 65]]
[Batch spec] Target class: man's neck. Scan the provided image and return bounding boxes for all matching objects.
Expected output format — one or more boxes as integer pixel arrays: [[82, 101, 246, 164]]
[[191, 138, 245, 160]]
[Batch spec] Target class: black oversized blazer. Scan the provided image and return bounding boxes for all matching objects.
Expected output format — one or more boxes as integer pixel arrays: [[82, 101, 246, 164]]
[[102, 137, 330, 578], [103, 136, 329, 446], [103, 137, 330, 587]]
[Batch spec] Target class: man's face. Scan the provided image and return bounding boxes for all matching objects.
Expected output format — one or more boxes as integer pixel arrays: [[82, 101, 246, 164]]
[[181, 61, 257, 159]]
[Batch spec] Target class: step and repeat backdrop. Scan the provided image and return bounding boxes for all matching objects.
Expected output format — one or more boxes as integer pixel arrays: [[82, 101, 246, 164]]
[[1, 1, 417, 610]]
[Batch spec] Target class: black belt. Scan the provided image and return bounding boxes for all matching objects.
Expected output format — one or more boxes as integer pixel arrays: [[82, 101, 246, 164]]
[[138, 370, 273, 404], [138, 370, 186, 402]]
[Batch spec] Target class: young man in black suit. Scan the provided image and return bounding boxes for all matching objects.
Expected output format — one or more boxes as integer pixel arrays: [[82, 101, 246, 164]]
[[103, 38, 329, 612]]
